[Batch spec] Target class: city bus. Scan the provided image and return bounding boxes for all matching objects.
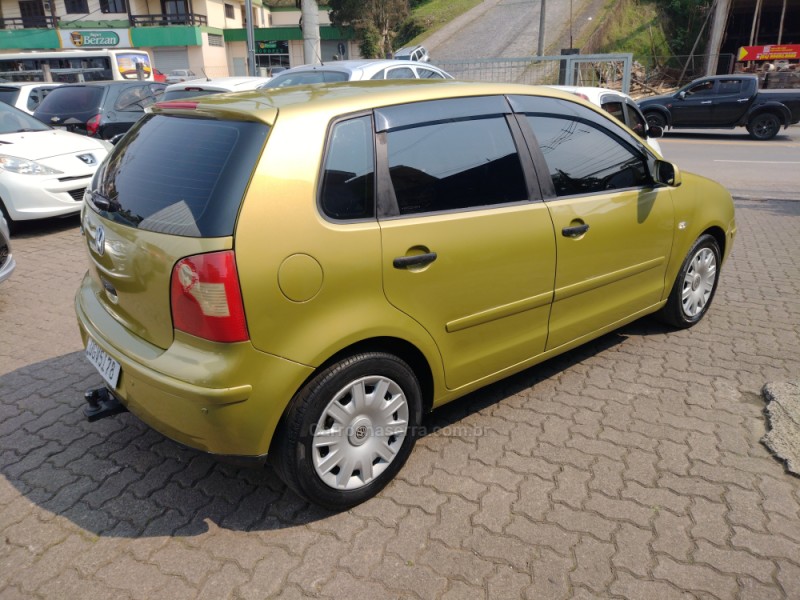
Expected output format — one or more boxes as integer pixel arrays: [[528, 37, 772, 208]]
[[0, 49, 154, 83]]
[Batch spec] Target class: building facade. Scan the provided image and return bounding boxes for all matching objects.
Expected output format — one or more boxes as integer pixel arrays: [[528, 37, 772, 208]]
[[0, 0, 355, 77]]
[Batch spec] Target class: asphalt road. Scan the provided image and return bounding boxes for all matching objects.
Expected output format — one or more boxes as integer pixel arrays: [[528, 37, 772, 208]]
[[659, 125, 800, 201]]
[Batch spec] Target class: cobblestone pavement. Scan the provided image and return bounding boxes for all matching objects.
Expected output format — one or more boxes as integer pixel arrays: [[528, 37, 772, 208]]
[[1, 199, 799, 600]]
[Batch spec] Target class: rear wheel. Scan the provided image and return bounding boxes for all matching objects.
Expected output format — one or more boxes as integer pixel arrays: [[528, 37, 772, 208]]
[[658, 234, 721, 328], [272, 352, 422, 510], [645, 111, 667, 129], [747, 113, 780, 140]]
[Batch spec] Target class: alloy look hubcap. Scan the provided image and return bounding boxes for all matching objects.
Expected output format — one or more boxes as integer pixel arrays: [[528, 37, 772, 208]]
[[313, 376, 409, 490], [681, 247, 717, 317]]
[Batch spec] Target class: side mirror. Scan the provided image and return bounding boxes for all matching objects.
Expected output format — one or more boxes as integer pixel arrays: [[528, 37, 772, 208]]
[[108, 133, 125, 146], [678, 91, 686, 100], [647, 125, 664, 139], [655, 160, 682, 187]]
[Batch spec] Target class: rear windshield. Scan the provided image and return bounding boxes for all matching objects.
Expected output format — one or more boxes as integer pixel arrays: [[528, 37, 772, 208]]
[[89, 114, 268, 237], [161, 89, 221, 101], [35, 86, 104, 115]]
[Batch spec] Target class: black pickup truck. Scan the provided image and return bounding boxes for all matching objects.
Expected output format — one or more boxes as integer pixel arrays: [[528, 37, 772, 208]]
[[638, 74, 800, 140]]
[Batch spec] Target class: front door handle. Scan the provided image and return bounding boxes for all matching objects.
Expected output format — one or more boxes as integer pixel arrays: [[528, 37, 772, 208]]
[[393, 252, 437, 269], [701, 100, 713, 104], [562, 224, 589, 238], [737, 98, 749, 103]]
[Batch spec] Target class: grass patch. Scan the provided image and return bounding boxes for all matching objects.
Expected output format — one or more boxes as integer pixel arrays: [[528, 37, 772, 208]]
[[592, 0, 672, 68]]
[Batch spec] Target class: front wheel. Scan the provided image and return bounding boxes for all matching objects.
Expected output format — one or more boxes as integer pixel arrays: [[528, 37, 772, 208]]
[[747, 113, 780, 140], [658, 234, 721, 328], [645, 111, 667, 129], [271, 352, 422, 510]]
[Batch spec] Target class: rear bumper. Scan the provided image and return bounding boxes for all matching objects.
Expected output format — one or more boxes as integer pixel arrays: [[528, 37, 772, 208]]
[[75, 273, 314, 457]]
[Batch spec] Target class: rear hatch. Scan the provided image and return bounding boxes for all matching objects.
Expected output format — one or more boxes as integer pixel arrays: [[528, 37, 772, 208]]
[[33, 84, 105, 135], [82, 112, 269, 349]]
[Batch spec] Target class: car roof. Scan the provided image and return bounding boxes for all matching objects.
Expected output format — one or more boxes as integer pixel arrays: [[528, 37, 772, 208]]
[[164, 76, 268, 93], [547, 85, 633, 104], [269, 59, 440, 78], [0, 82, 60, 89], [155, 79, 600, 125]]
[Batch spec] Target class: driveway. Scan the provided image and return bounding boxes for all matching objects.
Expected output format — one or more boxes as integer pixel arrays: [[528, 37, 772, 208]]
[[1, 193, 799, 599]]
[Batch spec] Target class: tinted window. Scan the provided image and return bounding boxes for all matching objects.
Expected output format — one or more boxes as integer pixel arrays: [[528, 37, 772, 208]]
[[417, 67, 445, 79], [623, 103, 647, 136], [35, 86, 104, 113], [526, 115, 650, 197], [91, 115, 268, 237], [386, 116, 528, 215], [114, 85, 154, 111], [685, 81, 714, 96], [718, 79, 742, 95], [385, 67, 415, 79], [263, 71, 348, 88], [320, 116, 375, 220], [26, 86, 56, 111], [600, 100, 624, 122]]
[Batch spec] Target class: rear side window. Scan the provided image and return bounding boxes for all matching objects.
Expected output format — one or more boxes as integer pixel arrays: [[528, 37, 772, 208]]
[[526, 115, 651, 197], [417, 67, 445, 79], [36, 86, 104, 113], [385, 67, 415, 80], [386, 115, 528, 215], [320, 116, 375, 220], [114, 84, 161, 111], [91, 114, 268, 237]]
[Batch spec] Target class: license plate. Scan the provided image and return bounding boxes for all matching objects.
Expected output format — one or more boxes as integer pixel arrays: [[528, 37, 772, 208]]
[[86, 337, 121, 389]]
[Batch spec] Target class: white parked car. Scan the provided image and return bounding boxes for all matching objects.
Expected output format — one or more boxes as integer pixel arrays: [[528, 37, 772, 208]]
[[164, 69, 199, 84], [0, 82, 61, 114], [394, 45, 430, 63], [548, 85, 663, 155], [260, 59, 452, 89], [161, 76, 269, 101], [0, 101, 109, 231]]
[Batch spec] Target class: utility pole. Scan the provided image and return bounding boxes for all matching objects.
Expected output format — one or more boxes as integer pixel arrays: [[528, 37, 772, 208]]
[[537, 0, 546, 56], [245, 0, 255, 75], [301, 0, 321, 65], [778, 0, 787, 44]]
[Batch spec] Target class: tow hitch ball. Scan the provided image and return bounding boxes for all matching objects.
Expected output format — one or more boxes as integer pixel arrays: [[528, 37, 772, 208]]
[[83, 387, 127, 422]]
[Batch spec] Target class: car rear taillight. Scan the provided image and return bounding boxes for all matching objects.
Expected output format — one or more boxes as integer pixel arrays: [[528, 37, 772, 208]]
[[86, 114, 101, 136], [170, 250, 249, 343]]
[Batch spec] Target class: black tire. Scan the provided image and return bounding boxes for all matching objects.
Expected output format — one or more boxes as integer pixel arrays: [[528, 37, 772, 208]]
[[271, 352, 422, 510], [747, 113, 780, 140], [645, 111, 667, 129], [658, 234, 721, 329], [0, 200, 16, 236]]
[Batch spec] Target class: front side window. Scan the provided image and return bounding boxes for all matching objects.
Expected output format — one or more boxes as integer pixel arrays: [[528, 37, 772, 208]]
[[685, 80, 714, 96], [386, 115, 528, 215], [600, 100, 624, 123], [624, 103, 647, 137], [526, 115, 651, 197], [320, 116, 375, 220]]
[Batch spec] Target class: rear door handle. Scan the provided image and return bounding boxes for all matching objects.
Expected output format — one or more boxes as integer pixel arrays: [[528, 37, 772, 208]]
[[737, 98, 749, 103], [562, 224, 589, 238], [701, 101, 713, 104], [393, 252, 437, 269]]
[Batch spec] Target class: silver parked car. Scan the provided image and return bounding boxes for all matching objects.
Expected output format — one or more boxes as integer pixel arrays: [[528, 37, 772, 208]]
[[161, 76, 270, 101], [259, 59, 452, 89], [0, 214, 15, 284]]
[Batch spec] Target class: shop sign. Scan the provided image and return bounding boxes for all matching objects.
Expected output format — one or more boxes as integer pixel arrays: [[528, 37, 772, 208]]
[[60, 29, 132, 49], [737, 45, 800, 62]]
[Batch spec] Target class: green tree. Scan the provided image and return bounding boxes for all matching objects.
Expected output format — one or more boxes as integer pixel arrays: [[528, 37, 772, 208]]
[[329, 0, 409, 58]]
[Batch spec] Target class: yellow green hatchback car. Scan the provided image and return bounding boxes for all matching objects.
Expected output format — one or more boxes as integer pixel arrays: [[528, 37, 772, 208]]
[[75, 80, 735, 510]]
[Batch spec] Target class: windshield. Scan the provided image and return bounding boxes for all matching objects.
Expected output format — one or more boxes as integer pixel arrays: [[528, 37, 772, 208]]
[[261, 70, 349, 89], [0, 101, 50, 134]]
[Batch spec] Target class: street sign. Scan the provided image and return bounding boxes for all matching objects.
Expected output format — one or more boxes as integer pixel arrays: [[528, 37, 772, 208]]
[[737, 45, 800, 62]]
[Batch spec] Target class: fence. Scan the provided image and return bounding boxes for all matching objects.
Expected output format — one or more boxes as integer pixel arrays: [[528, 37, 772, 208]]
[[434, 53, 634, 93]]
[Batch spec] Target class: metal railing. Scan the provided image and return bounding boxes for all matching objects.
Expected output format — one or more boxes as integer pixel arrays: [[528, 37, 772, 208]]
[[130, 13, 208, 27], [0, 16, 60, 29], [434, 53, 634, 93]]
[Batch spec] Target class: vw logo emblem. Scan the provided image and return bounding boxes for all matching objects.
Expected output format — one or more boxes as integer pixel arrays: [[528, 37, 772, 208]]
[[95, 225, 105, 256], [355, 425, 368, 440]]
